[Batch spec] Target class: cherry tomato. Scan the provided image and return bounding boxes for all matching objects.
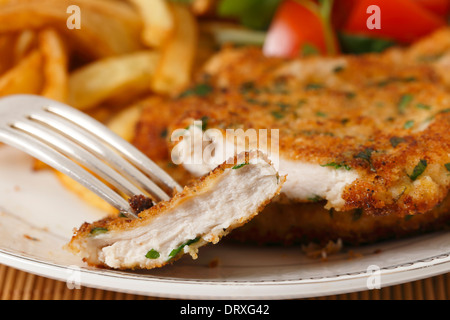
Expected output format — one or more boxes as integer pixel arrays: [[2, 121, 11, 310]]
[[344, 0, 446, 43], [263, 0, 329, 58]]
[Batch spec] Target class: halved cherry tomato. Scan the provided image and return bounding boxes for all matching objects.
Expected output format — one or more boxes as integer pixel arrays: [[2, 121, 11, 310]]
[[413, 0, 450, 18], [332, 0, 359, 29], [263, 0, 330, 58], [344, 0, 446, 44]]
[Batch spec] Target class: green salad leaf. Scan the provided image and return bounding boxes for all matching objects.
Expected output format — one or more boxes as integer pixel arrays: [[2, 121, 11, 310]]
[[338, 33, 397, 55], [217, 0, 282, 30]]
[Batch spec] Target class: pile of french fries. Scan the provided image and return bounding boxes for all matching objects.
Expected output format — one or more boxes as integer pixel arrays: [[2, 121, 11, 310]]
[[0, 0, 209, 112], [0, 0, 215, 213]]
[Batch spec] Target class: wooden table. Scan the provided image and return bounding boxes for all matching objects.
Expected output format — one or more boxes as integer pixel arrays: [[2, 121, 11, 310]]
[[0, 264, 448, 300]]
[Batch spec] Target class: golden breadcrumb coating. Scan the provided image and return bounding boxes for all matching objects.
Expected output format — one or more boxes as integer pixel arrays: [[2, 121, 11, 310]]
[[131, 29, 450, 245]]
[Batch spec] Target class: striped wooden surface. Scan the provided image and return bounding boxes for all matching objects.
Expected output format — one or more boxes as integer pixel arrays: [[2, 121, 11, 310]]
[[0, 264, 448, 300]]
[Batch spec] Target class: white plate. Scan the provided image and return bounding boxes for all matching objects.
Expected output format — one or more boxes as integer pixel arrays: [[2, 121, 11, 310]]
[[1, 145, 450, 300]]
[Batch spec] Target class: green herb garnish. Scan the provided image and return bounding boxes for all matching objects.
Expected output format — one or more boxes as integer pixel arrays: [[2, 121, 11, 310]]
[[301, 43, 320, 56], [316, 111, 327, 118], [179, 83, 213, 98], [321, 162, 351, 170], [168, 238, 200, 260], [240, 81, 256, 94], [305, 83, 325, 90], [398, 94, 414, 114], [307, 195, 324, 203], [338, 33, 396, 54], [145, 249, 160, 260], [90, 227, 108, 236], [232, 163, 249, 170], [346, 92, 356, 99], [271, 111, 285, 119], [333, 65, 345, 73], [416, 103, 431, 110], [355, 148, 376, 172], [160, 128, 168, 138], [296, 99, 307, 107], [445, 163, 450, 172], [200, 116, 209, 131], [217, 0, 282, 30], [408, 159, 427, 181], [376, 77, 416, 87], [404, 120, 415, 129], [390, 136, 406, 148], [275, 102, 290, 110]]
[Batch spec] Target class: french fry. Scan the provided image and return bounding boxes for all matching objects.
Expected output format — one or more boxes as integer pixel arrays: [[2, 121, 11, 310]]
[[107, 103, 145, 142], [192, 0, 214, 16], [151, 3, 198, 95], [0, 33, 16, 75], [0, 0, 143, 58], [0, 49, 43, 97], [12, 29, 37, 65], [39, 29, 69, 102], [55, 171, 117, 215], [68, 50, 160, 110], [128, 0, 174, 48]]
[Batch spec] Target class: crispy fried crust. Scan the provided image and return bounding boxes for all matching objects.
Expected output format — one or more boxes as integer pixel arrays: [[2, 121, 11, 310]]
[[134, 28, 450, 218], [229, 193, 450, 246], [130, 29, 450, 246]]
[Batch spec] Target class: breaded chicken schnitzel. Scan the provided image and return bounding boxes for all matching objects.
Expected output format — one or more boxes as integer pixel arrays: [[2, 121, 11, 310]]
[[132, 28, 450, 245]]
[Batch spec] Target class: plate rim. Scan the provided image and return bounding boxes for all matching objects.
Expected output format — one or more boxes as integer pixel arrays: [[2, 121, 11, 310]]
[[1, 246, 450, 299]]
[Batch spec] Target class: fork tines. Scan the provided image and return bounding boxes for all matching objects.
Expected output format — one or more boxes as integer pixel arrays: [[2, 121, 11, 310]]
[[0, 95, 183, 218]]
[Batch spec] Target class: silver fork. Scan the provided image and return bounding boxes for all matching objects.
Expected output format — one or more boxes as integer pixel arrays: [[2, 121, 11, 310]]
[[0, 95, 183, 219]]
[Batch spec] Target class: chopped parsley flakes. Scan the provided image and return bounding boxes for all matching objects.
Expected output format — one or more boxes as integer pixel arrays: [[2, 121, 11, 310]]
[[320, 162, 351, 170], [90, 227, 108, 236], [305, 83, 325, 90], [168, 238, 200, 261], [145, 249, 160, 260], [354, 148, 376, 172], [408, 159, 427, 181], [271, 111, 285, 119], [307, 195, 324, 203], [445, 163, 450, 172], [376, 77, 416, 87], [390, 136, 406, 148], [416, 103, 431, 110], [301, 43, 320, 57], [232, 163, 249, 170], [179, 83, 213, 98], [397, 94, 414, 114], [404, 120, 415, 129]]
